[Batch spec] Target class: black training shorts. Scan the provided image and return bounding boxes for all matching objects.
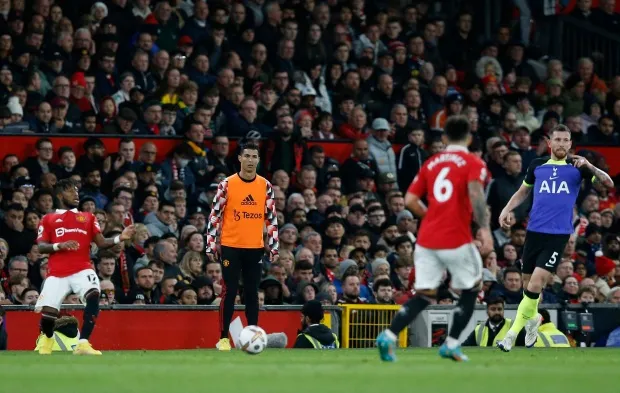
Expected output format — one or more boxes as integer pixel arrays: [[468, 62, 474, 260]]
[[521, 230, 570, 275]]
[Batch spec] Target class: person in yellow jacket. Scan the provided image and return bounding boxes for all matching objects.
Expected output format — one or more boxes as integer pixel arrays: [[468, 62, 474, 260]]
[[532, 309, 571, 347], [34, 316, 80, 352], [293, 300, 340, 349], [463, 297, 525, 346]]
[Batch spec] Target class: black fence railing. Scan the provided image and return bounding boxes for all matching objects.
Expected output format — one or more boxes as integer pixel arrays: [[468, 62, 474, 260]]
[[560, 16, 620, 81]]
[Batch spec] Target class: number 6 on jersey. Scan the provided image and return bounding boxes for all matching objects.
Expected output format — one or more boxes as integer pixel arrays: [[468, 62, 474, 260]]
[[433, 167, 453, 202]]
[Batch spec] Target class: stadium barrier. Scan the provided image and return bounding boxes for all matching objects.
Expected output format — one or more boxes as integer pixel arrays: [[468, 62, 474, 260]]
[[3, 304, 618, 350], [2, 305, 337, 350], [1, 135, 620, 175], [339, 304, 408, 348]]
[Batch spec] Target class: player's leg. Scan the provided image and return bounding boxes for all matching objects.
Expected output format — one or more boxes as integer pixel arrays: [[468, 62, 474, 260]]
[[500, 233, 566, 351], [240, 249, 265, 327], [71, 269, 102, 355], [377, 245, 442, 362], [35, 277, 70, 355], [218, 246, 242, 349], [441, 244, 483, 362]]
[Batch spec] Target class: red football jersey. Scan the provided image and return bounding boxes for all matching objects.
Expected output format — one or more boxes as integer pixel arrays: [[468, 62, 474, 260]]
[[37, 209, 101, 278], [408, 145, 488, 249]]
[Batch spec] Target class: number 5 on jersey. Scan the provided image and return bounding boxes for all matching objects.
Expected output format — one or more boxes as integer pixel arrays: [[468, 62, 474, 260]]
[[433, 167, 453, 202], [545, 252, 558, 268]]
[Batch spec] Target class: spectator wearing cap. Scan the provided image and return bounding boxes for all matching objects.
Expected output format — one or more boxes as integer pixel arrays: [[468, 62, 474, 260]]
[[50, 96, 76, 133], [367, 117, 397, 181], [22, 137, 58, 186], [69, 72, 94, 113], [396, 210, 417, 244], [294, 299, 339, 348], [9, 44, 32, 86], [103, 107, 139, 135]]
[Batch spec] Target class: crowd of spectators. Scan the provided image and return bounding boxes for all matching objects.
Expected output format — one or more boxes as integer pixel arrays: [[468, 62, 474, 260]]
[[0, 0, 620, 313]]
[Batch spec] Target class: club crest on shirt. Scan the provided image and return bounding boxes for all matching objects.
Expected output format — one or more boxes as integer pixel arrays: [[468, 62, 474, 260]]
[[76, 215, 87, 223], [222, 259, 230, 267]]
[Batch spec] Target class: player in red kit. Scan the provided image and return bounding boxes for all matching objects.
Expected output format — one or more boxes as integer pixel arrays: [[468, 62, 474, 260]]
[[35, 179, 135, 355], [377, 115, 493, 362]]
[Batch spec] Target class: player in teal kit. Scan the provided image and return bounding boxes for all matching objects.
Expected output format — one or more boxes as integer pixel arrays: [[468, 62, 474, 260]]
[[496, 125, 614, 351]]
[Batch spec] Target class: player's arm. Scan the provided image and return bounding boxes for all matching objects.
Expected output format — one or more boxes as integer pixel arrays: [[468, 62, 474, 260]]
[[36, 216, 79, 254], [405, 169, 428, 218], [264, 180, 279, 261], [590, 167, 614, 188], [499, 159, 538, 228], [468, 181, 490, 229], [469, 162, 493, 256], [404, 192, 427, 218], [206, 179, 228, 259], [502, 184, 532, 216], [93, 225, 136, 248]]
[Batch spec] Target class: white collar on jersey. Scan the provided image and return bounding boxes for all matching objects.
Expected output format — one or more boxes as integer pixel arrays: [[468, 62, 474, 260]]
[[56, 209, 78, 213], [445, 145, 469, 153]]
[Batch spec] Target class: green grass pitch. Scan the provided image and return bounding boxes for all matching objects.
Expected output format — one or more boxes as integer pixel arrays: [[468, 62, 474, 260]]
[[2, 348, 619, 393]]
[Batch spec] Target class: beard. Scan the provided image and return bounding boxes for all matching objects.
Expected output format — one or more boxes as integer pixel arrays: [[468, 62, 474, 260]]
[[552, 147, 567, 159], [64, 197, 78, 208], [489, 314, 504, 324]]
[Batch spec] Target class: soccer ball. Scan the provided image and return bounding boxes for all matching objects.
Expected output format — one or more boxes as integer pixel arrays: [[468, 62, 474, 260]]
[[238, 325, 267, 355]]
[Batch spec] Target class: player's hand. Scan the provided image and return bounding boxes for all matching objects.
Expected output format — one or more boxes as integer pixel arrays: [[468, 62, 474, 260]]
[[60, 241, 79, 251], [120, 225, 136, 241], [571, 155, 591, 169], [477, 228, 494, 257], [499, 209, 514, 230]]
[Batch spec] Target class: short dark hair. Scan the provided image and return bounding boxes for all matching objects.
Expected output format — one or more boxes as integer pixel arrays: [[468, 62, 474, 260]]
[[444, 115, 471, 142], [148, 260, 165, 270], [159, 200, 175, 211], [373, 278, 392, 291], [294, 260, 313, 272], [57, 146, 74, 159], [7, 203, 24, 212], [486, 297, 505, 307], [113, 187, 133, 199], [35, 138, 52, 150], [144, 236, 161, 248], [119, 137, 134, 147], [135, 266, 153, 279], [54, 178, 76, 196], [503, 267, 521, 280], [239, 141, 260, 154]]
